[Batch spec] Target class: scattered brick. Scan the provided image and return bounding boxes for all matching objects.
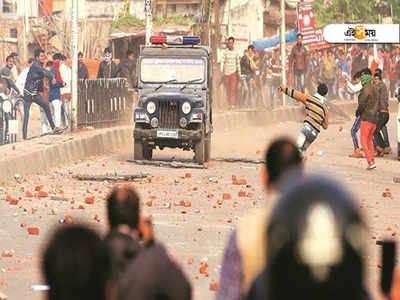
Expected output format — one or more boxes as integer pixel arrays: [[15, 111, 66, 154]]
[[85, 197, 95, 204], [27, 227, 39, 235], [184, 201, 192, 207], [199, 263, 208, 274], [8, 199, 18, 205], [187, 258, 194, 265], [1, 250, 14, 258], [34, 186, 43, 192], [238, 190, 246, 197], [209, 280, 219, 291], [65, 215, 73, 225], [38, 191, 49, 198], [217, 199, 223, 205], [185, 173, 192, 178], [78, 205, 85, 210], [94, 214, 101, 222], [146, 200, 153, 207], [223, 193, 231, 200], [25, 191, 33, 198]]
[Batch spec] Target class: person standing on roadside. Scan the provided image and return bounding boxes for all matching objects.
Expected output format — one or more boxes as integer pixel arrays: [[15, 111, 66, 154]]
[[356, 68, 379, 170], [97, 47, 118, 79], [60, 55, 72, 130], [78, 52, 89, 80], [49, 53, 66, 129], [289, 33, 307, 93], [220, 37, 241, 109], [116, 49, 136, 88], [23, 49, 63, 139], [320, 50, 337, 100], [373, 70, 391, 156]]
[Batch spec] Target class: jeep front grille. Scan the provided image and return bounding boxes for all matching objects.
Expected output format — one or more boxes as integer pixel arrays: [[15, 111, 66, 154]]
[[159, 101, 179, 129]]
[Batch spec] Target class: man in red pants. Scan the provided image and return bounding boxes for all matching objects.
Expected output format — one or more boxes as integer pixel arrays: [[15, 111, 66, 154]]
[[221, 37, 241, 109], [356, 68, 379, 170]]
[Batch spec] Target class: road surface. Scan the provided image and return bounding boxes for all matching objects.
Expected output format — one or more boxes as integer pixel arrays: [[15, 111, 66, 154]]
[[0, 114, 399, 300]]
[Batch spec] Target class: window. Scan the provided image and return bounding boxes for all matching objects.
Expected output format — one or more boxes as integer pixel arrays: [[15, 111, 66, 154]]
[[2, 0, 17, 13]]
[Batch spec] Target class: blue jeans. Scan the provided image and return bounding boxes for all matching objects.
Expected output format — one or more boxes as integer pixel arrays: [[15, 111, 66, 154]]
[[297, 123, 319, 154], [23, 94, 55, 139], [351, 116, 361, 150]]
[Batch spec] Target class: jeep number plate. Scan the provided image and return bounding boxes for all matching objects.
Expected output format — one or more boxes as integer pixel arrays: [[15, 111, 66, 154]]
[[157, 130, 179, 139]]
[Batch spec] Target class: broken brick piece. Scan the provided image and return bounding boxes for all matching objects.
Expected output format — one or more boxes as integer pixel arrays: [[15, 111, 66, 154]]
[[210, 280, 219, 291], [85, 197, 95, 204], [185, 173, 192, 178], [38, 191, 49, 198], [184, 201, 192, 207], [6, 195, 15, 202], [25, 191, 34, 198], [187, 258, 194, 265], [65, 215, 73, 225], [217, 199, 223, 205], [199, 263, 208, 274], [9, 199, 18, 205], [78, 205, 85, 210], [27, 227, 39, 235], [238, 190, 246, 197], [223, 193, 231, 200], [34, 186, 43, 192], [94, 214, 101, 222], [146, 200, 153, 207]]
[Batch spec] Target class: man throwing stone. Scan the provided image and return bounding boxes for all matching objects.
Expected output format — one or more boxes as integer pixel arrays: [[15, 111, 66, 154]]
[[278, 83, 329, 156]]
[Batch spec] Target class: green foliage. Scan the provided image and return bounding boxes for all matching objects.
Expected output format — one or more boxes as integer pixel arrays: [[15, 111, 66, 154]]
[[313, 0, 399, 28], [153, 15, 195, 26], [111, 15, 145, 28]]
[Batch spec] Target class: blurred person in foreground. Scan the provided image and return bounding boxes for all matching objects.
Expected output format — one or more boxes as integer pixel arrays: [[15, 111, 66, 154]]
[[43, 225, 115, 300], [278, 83, 329, 157], [216, 138, 303, 300], [104, 185, 192, 300], [245, 175, 369, 300]]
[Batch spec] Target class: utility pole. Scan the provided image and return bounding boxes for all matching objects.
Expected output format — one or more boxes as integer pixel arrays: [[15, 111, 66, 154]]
[[22, 0, 30, 62], [280, 0, 286, 106], [145, 0, 153, 45], [71, 0, 78, 130]]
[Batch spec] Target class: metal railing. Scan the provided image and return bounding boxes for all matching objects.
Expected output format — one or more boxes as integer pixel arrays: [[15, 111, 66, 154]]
[[0, 93, 23, 145], [77, 78, 135, 128]]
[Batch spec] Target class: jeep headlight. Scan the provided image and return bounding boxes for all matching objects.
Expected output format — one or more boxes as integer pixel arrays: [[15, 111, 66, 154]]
[[182, 102, 191, 114], [146, 101, 156, 114], [2, 100, 12, 113]]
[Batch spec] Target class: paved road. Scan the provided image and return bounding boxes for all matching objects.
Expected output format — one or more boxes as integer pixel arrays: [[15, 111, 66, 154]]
[[0, 114, 399, 300]]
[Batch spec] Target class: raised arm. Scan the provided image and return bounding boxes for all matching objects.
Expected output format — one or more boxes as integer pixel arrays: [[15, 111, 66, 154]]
[[279, 85, 308, 104]]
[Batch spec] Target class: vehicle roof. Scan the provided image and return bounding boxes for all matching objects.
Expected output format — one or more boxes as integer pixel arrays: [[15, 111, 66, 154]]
[[140, 45, 210, 57]]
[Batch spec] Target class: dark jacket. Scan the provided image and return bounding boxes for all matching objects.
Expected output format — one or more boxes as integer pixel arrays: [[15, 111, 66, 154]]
[[289, 44, 307, 73], [356, 81, 379, 123], [116, 58, 136, 86], [240, 55, 251, 76], [97, 60, 118, 78], [48, 68, 64, 101], [375, 81, 389, 111], [78, 62, 89, 79], [104, 231, 142, 282], [116, 238, 192, 300], [24, 61, 53, 96]]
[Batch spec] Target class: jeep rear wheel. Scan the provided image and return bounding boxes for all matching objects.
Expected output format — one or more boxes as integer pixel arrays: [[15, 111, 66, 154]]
[[134, 140, 144, 160], [144, 146, 153, 160], [195, 137, 205, 164], [204, 132, 211, 162]]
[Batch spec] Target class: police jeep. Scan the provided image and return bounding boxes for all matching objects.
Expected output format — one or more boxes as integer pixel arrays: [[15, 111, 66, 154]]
[[133, 36, 212, 164]]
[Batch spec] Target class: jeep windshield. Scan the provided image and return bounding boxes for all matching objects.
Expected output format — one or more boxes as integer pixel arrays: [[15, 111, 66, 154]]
[[140, 58, 206, 84]]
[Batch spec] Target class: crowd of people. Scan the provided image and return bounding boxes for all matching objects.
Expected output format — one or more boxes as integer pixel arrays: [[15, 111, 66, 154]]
[[220, 35, 400, 110], [0, 46, 136, 140], [39, 136, 400, 300]]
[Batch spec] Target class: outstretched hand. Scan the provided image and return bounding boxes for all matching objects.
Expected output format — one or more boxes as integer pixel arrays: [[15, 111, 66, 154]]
[[278, 85, 284, 93]]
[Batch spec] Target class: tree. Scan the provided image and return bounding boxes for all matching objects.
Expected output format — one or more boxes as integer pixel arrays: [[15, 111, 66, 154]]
[[313, 0, 399, 28]]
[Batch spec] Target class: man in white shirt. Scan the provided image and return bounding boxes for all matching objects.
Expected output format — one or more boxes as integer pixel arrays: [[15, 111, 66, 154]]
[[15, 58, 35, 123], [59, 55, 72, 130]]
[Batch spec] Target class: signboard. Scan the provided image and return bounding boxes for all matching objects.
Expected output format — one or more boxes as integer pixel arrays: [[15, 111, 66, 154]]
[[297, 2, 332, 51], [231, 23, 249, 55]]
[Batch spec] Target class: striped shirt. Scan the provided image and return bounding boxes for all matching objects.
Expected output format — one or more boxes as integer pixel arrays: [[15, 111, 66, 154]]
[[220, 49, 241, 75], [271, 58, 281, 82], [283, 87, 329, 132]]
